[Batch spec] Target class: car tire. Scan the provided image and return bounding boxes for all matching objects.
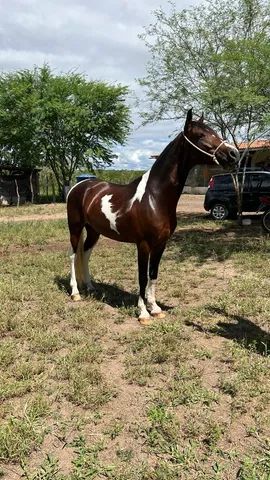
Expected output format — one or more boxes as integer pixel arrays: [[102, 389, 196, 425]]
[[262, 209, 270, 233], [210, 203, 229, 220]]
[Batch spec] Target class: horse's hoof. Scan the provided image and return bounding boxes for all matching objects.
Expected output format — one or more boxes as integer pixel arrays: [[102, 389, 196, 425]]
[[138, 317, 153, 326], [71, 294, 81, 302], [151, 311, 166, 319]]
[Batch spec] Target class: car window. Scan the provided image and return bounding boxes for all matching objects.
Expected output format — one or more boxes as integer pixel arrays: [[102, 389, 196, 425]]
[[249, 174, 263, 190], [214, 176, 234, 190], [236, 174, 249, 189], [216, 176, 233, 185], [261, 175, 270, 189]]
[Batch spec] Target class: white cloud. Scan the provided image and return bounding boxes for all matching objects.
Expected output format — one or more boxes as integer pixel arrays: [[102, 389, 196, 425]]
[[0, 0, 198, 169]]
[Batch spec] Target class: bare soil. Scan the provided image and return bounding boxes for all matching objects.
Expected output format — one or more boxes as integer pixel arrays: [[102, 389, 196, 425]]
[[0, 195, 205, 222], [1, 197, 269, 479]]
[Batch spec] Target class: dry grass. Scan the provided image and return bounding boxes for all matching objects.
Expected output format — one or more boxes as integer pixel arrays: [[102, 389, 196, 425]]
[[0, 210, 269, 479]]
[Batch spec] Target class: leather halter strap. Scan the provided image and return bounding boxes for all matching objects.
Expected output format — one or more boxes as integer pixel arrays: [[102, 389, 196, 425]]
[[183, 134, 227, 166]]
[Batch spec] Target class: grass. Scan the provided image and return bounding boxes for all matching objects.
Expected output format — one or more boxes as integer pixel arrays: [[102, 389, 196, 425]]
[[0, 202, 66, 219], [0, 209, 269, 479]]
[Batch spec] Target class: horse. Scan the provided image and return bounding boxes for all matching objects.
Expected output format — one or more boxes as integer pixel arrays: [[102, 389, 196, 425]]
[[67, 109, 239, 325]]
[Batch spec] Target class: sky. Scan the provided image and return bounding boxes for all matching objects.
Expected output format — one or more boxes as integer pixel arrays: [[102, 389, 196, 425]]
[[0, 0, 198, 170]]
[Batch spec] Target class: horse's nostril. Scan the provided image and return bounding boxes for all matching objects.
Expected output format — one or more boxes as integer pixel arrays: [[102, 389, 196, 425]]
[[229, 149, 240, 161]]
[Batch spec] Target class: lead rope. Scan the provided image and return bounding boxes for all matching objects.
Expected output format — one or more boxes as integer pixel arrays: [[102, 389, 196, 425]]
[[183, 134, 227, 165]]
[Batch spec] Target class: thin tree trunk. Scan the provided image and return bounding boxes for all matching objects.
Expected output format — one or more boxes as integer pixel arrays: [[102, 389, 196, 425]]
[[46, 175, 49, 200], [29, 171, 34, 203], [51, 172, 56, 202], [14, 178, 20, 207]]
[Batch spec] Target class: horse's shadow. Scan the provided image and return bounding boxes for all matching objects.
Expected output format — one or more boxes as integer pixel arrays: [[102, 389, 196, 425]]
[[55, 276, 172, 311], [186, 306, 270, 356]]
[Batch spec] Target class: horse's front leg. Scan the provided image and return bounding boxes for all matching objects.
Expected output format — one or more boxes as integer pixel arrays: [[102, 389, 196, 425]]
[[137, 241, 151, 325], [146, 244, 166, 318]]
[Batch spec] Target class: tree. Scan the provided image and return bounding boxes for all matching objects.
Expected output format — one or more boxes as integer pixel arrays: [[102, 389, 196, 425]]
[[0, 66, 131, 199], [0, 69, 42, 168], [138, 0, 270, 143]]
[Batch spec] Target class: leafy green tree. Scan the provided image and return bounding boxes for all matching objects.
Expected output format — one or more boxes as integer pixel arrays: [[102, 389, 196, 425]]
[[0, 69, 42, 168], [0, 66, 131, 199], [138, 0, 270, 143]]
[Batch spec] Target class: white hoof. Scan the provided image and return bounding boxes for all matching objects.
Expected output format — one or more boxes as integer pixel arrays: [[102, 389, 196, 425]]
[[151, 311, 166, 319], [138, 317, 153, 326], [71, 293, 81, 302], [147, 303, 163, 317]]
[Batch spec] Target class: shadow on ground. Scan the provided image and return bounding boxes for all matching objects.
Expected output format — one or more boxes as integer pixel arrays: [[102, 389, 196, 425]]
[[55, 276, 172, 312], [186, 306, 270, 356], [167, 213, 267, 264]]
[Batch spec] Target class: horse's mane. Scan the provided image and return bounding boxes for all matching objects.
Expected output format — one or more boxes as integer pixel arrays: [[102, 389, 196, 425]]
[[154, 132, 182, 164]]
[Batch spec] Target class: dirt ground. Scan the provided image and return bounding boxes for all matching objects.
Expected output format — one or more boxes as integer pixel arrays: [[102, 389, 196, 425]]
[[1, 193, 269, 479], [0, 195, 205, 222], [177, 194, 205, 213]]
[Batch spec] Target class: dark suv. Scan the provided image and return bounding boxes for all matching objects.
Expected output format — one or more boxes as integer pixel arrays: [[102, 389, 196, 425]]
[[204, 170, 270, 220]]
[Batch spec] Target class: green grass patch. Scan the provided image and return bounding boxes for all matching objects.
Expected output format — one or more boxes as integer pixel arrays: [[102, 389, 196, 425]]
[[0, 211, 270, 479]]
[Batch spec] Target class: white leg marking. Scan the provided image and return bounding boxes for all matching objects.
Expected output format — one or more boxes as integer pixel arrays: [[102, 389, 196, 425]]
[[70, 251, 80, 299], [83, 248, 95, 292], [101, 194, 120, 234], [146, 279, 162, 315], [138, 295, 150, 321], [128, 169, 151, 210]]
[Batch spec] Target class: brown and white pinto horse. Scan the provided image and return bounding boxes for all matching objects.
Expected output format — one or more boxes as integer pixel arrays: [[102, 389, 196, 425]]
[[67, 109, 239, 324]]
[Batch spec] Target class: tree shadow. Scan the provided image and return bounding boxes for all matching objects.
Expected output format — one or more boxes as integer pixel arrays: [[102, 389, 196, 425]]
[[55, 276, 172, 311], [186, 306, 270, 356], [167, 213, 265, 264]]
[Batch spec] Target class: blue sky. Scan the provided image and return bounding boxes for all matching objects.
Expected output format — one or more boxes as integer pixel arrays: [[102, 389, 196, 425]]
[[0, 0, 198, 170]]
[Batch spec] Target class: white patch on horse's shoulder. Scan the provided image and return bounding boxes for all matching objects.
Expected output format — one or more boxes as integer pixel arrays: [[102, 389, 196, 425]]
[[128, 170, 151, 210], [101, 194, 120, 234]]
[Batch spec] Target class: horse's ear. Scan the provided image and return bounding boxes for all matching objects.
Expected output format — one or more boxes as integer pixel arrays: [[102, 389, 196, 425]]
[[199, 112, 204, 123], [184, 108, 192, 132]]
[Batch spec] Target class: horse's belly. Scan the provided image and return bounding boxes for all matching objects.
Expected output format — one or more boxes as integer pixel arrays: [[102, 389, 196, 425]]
[[86, 216, 137, 243]]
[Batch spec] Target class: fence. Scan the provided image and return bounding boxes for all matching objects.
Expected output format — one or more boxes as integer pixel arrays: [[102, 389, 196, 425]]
[[39, 169, 59, 202]]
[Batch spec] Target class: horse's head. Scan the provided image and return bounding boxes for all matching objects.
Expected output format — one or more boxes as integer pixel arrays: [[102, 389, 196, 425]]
[[183, 109, 239, 170]]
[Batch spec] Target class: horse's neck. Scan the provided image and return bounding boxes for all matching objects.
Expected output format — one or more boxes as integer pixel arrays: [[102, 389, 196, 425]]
[[149, 138, 191, 210]]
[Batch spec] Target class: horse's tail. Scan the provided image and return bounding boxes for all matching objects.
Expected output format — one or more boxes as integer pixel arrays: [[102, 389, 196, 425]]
[[74, 228, 85, 286]]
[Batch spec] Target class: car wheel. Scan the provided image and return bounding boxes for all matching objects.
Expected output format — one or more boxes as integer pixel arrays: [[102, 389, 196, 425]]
[[210, 203, 229, 220], [262, 209, 270, 233]]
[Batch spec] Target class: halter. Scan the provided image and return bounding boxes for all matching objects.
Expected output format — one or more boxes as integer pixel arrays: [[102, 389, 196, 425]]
[[183, 134, 227, 166]]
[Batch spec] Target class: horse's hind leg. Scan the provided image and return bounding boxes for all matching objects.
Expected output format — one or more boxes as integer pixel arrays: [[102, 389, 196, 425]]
[[69, 222, 84, 302], [83, 225, 100, 294], [137, 241, 151, 325], [147, 244, 166, 318]]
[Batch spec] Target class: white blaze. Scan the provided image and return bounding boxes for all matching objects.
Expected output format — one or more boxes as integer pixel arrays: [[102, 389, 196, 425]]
[[101, 194, 120, 234]]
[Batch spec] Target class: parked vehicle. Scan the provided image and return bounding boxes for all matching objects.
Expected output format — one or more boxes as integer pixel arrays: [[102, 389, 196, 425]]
[[204, 170, 270, 220]]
